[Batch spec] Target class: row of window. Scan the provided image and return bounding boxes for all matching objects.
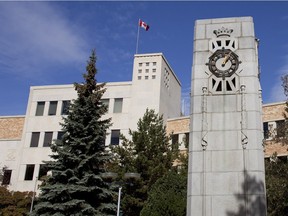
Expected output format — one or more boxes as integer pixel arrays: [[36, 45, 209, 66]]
[[138, 68, 157, 73], [30, 131, 64, 147], [36, 100, 70, 116], [139, 62, 157, 67], [24, 164, 49, 181], [100, 98, 123, 113], [35, 98, 124, 116], [30, 130, 120, 148], [138, 75, 156, 80]]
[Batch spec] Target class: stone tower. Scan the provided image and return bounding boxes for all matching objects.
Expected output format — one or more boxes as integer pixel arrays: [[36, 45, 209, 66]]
[[187, 17, 267, 216]]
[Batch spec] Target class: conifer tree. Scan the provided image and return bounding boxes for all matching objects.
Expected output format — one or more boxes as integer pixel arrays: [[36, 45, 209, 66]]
[[32, 50, 116, 215], [110, 109, 178, 216]]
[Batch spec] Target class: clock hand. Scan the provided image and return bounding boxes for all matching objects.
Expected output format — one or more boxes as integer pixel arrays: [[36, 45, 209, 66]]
[[222, 51, 232, 67]]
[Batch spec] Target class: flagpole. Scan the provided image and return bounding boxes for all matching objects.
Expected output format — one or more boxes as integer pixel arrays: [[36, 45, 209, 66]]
[[136, 19, 140, 54]]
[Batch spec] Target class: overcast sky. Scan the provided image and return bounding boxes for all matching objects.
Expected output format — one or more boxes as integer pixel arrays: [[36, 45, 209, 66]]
[[0, 1, 287, 116]]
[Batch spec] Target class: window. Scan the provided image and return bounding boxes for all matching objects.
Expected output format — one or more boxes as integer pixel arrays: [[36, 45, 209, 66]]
[[146, 62, 149, 66], [138, 76, 142, 80], [48, 101, 58, 116], [276, 120, 285, 138], [139, 63, 142, 67], [145, 69, 149, 73], [138, 69, 142, 73], [152, 75, 156, 79], [2, 169, 12, 185], [24, 164, 35, 181], [184, 133, 189, 148], [152, 69, 156, 73], [111, 130, 120, 145], [43, 132, 53, 147], [172, 134, 179, 150], [35, 101, 45, 116], [57, 131, 65, 140], [153, 62, 156, 66], [100, 99, 109, 111], [38, 164, 49, 180], [113, 98, 123, 113], [145, 76, 148, 80], [263, 122, 269, 139], [61, 100, 70, 115], [30, 132, 40, 147]]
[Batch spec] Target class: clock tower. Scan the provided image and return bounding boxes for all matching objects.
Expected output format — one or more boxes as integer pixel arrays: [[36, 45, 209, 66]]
[[187, 17, 267, 216]]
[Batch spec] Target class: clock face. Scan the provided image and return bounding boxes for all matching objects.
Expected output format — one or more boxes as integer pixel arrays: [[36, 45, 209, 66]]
[[206, 49, 240, 78]]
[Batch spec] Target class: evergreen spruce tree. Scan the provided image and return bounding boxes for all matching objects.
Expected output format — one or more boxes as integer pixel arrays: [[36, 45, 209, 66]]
[[110, 109, 178, 216], [32, 50, 116, 216]]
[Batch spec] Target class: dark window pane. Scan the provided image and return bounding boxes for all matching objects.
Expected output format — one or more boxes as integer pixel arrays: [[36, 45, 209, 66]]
[[38, 164, 49, 180], [172, 134, 179, 145], [100, 99, 109, 111], [57, 131, 65, 140], [43, 132, 53, 147], [24, 165, 35, 181], [263, 122, 269, 139], [48, 101, 58, 115], [111, 130, 120, 145], [35, 102, 45, 116], [113, 98, 123, 113], [30, 132, 40, 147], [2, 170, 12, 185], [276, 120, 285, 138], [61, 100, 70, 115], [184, 133, 189, 148]]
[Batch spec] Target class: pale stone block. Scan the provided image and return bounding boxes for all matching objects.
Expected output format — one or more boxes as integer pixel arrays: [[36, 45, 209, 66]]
[[190, 151, 203, 173], [206, 172, 240, 195], [194, 24, 206, 39], [239, 76, 261, 93], [206, 23, 241, 39], [207, 94, 240, 113], [244, 93, 262, 111], [191, 95, 202, 114], [211, 17, 238, 23], [208, 112, 241, 131], [211, 150, 244, 172], [238, 37, 256, 49], [189, 196, 203, 216], [245, 149, 265, 171], [191, 113, 204, 132], [236, 61, 258, 77], [242, 21, 255, 37], [244, 171, 266, 195], [244, 129, 264, 150], [189, 173, 203, 195], [194, 39, 209, 52], [207, 131, 241, 151], [237, 49, 256, 63], [212, 195, 245, 216], [189, 131, 204, 151], [192, 64, 211, 79], [193, 51, 210, 65], [246, 111, 262, 130], [196, 19, 212, 25], [191, 78, 208, 96]]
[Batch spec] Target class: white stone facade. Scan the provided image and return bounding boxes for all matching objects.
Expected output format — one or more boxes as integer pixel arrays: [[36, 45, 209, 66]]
[[5, 53, 181, 192], [187, 17, 267, 216]]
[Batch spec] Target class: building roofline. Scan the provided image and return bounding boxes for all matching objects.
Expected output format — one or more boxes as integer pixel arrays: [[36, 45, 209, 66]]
[[0, 115, 25, 119], [263, 101, 286, 107], [134, 53, 182, 86]]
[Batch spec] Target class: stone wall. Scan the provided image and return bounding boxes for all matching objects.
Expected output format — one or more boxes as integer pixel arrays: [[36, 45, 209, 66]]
[[166, 116, 189, 135], [0, 116, 25, 140]]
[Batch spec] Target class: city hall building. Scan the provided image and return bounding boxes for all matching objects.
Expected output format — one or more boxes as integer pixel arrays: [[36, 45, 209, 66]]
[[0, 52, 287, 194]]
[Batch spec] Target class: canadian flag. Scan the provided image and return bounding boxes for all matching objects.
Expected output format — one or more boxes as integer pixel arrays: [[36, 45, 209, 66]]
[[139, 19, 149, 31]]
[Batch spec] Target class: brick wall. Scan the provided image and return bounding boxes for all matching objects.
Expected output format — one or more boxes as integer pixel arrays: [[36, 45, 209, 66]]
[[262, 102, 286, 122], [0, 117, 25, 140]]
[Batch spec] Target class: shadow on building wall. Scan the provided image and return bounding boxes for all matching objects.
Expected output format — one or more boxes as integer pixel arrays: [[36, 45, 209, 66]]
[[226, 170, 266, 216]]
